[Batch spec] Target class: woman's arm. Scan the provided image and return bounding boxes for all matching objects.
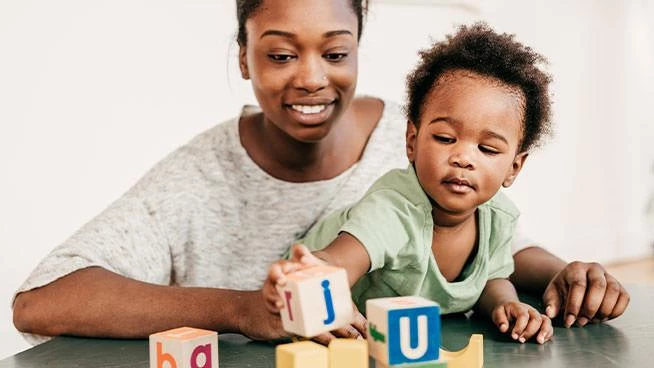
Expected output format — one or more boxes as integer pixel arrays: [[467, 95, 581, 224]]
[[13, 267, 287, 341]]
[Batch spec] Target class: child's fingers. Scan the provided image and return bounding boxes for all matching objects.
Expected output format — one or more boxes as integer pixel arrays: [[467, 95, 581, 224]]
[[290, 244, 312, 262], [517, 309, 543, 343], [312, 332, 336, 346], [536, 315, 553, 344], [262, 285, 282, 314], [280, 261, 304, 274], [291, 243, 324, 266], [491, 305, 510, 333], [509, 307, 530, 341], [268, 262, 287, 284], [329, 324, 364, 340], [351, 305, 369, 339]]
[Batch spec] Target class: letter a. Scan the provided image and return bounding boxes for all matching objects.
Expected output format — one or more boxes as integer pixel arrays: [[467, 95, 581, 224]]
[[191, 343, 212, 368]]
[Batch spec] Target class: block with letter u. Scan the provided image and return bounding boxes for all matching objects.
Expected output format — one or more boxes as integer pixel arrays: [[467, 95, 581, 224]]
[[366, 296, 441, 366]]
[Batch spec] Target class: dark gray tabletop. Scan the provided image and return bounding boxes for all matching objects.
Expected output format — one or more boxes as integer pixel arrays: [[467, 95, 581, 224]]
[[2, 284, 652, 367]]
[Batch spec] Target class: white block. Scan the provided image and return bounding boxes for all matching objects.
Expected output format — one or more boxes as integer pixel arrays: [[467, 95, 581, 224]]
[[366, 296, 441, 366], [149, 326, 219, 368], [278, 265, 354, 337]]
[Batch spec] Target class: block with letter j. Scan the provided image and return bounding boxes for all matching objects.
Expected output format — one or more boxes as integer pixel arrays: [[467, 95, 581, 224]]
[[366, 296, 441, 366], [277, 265, 354, 337]]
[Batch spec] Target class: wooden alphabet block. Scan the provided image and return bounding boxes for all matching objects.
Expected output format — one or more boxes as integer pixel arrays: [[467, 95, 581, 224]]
[[375, 360, 447, 367], [439, 334, 483, 368], [329, 338, 369, 368], [366, 296, 441, 366], [278, 265, 354, 337], [149, 326, 218, 368], [276, 341, 329, 368]]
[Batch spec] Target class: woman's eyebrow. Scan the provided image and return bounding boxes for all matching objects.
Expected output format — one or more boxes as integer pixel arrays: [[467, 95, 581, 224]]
[[260, 29, 353, 40]]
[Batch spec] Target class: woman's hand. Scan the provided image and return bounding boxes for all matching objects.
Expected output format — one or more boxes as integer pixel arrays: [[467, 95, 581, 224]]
[[542, 261, 630, 327]]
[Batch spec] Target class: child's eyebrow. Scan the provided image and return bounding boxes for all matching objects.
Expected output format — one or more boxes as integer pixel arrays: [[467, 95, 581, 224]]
[[428, 118, 509, 145], [481, 129, 509, 145]]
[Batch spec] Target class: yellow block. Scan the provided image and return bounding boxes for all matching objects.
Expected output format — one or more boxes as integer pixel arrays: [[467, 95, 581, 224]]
[[329, 338, 368, 368], [276, 341, 329, 368], [439, 334, 483, 368]]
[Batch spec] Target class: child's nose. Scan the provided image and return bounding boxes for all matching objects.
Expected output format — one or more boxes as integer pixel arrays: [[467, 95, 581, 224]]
[[449, 148, 474, 169]]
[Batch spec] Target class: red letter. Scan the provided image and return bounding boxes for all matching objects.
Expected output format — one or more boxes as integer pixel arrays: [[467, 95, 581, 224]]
[[191, 344, 212, 368], [285, 290, 294, 321]]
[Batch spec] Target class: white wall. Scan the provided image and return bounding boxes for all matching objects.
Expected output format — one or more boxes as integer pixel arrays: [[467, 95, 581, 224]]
[[1, 0, 653, 359]]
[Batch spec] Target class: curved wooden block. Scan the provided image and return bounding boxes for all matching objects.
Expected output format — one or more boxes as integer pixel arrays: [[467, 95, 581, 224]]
[[438, 334, 483, 368]]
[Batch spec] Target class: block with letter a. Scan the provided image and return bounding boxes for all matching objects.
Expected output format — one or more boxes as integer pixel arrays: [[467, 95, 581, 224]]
[[277, 265, 354, 337], [366, 296, 441, 366], [149, 326, 218, 368]]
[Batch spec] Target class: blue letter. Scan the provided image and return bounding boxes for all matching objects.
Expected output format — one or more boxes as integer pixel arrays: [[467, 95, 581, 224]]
[[321, 280, 335, 325]]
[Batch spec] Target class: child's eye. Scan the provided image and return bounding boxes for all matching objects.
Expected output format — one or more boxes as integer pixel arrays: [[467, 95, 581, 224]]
[[268, 54, 296, 63], [433, 135, 455, 143], [324, 53, 348, 62], [479, 145, 500, 155]]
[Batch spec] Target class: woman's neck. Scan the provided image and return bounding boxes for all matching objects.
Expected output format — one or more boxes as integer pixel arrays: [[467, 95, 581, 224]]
[[240, 112, 353, 183]]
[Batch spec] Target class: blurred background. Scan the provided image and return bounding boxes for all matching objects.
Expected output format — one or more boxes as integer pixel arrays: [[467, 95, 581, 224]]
[[1, 0, 653, 359]]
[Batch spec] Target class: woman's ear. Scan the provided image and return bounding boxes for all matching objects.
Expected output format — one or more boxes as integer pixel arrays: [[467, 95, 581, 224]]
[[502, 152, 528, 187], [239, 45, 250, 80], [406, 121, 418, 163]]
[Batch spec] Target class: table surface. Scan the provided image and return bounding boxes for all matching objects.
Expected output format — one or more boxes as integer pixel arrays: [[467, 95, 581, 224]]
[[2, 284, 652, 368]]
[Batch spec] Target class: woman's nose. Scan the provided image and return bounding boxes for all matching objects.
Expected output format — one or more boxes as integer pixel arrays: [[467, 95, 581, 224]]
[[292, 56, 328, 93]]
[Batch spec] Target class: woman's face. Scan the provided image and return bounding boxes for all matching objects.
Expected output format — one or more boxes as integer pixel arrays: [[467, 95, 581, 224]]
[[239, 0, 359, 143]]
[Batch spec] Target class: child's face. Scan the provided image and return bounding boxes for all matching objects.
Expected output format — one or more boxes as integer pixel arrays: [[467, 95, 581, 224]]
[[406, 70, 528, 217]]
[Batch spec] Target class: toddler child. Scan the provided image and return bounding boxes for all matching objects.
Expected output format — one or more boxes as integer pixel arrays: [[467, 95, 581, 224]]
[[263, 22, 553, 344]]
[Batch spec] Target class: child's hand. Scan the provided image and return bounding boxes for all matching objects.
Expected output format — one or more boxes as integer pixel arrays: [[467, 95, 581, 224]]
[[262, 244, 325, 314], [492, 301, 553, 344]]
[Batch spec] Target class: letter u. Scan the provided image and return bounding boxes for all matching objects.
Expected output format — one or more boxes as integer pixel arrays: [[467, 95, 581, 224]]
[[399, 315, 428, 359]]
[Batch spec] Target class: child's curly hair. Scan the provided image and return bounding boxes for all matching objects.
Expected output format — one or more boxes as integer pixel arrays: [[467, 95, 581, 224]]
[[405, 22, 552, 152]]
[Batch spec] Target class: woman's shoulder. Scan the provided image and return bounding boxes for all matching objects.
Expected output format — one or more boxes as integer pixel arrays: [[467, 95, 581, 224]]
[[352, 96, 403, 118]]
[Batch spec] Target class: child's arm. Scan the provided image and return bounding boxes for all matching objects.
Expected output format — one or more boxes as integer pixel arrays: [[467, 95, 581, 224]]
[[475, 278, 553, 344], [263, 233, 371, 313]]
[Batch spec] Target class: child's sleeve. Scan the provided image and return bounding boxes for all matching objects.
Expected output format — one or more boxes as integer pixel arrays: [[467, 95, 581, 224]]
[[339, 189, 425, 272], [487, 217, 518, 280]]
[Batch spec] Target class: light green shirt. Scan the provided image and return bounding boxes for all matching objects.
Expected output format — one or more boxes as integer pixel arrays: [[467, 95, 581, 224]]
[[300, 165, 518, 314]]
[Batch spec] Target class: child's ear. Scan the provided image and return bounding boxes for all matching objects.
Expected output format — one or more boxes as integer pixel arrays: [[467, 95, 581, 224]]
[[239, 45, 250, 80], [502, 151, 529, 187], [406, 120, 418, 163]]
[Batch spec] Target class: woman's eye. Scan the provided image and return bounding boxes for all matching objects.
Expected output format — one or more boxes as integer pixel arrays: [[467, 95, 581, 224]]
[[434, 135, 455, 143], [479, 145, 500, 154], [324, 53, 347, 62], [268, 54, 295, 62]]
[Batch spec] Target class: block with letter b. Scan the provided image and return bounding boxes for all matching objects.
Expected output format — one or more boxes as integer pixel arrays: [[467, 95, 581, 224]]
[[149, 326, 218, 368], [366, 296, 441, 366], [278, 265, 354, 337]]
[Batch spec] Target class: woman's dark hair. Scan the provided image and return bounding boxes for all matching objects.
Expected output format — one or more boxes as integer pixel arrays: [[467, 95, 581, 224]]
[[236, 0, 368, 46], [405, 22, 552, 152]]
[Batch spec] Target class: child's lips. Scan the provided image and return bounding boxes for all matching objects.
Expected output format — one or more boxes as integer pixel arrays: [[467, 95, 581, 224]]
[[442, 178, 475, 193]]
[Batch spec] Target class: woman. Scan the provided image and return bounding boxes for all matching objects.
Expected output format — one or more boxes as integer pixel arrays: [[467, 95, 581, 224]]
[[12, 0, 628, 345]]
